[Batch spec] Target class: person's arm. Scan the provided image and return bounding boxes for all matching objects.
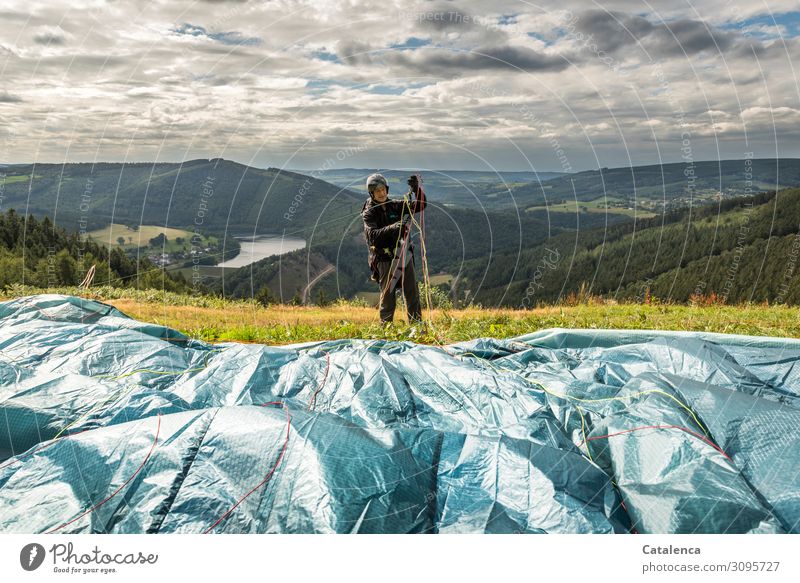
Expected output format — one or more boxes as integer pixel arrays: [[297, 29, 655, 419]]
[[363, 204, 402, 248]]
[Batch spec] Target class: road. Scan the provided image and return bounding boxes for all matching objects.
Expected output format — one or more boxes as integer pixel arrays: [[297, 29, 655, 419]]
[[302, 265, 336, 304]]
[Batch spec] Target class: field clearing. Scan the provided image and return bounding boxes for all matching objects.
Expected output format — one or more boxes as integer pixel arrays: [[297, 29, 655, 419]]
[[428, 273, 453, 285], [525, 197, 657, 218], [88, 224, 193, 247], [1, 175, 35, 184]]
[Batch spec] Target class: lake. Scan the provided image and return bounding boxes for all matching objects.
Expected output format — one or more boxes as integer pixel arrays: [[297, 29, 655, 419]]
[[217, 234, 306, 268]]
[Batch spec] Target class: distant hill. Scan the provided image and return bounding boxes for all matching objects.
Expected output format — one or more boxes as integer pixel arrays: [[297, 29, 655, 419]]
[[308, 168, 566, 209], [507, 158, 800, 211], [0, 159, 361, 241], [301, 159, 800, 214]]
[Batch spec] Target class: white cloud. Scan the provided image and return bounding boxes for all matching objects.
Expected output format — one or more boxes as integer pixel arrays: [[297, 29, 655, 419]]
[[0, 0, 797, 170]]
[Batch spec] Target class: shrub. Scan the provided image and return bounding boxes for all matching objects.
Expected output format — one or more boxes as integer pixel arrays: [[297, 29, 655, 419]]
[[419, 282, 453, 310]]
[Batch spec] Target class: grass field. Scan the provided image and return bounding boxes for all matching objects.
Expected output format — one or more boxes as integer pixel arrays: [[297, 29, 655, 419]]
[[88, 224, 193, 248], [525, 197, 658, 218], [3, 285, 800, 346], [428, 273, 453, 285], [1, 174, 35, 184]]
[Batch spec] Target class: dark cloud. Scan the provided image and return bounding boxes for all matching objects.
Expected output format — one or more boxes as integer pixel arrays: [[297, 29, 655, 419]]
[[415, 10, 477, 31], [339, 43, 567, 74], [0, 10, 29, 23], [336, 40, 373, 60], [648, 18, 735, 56], [0, 91, 23, 103], [407, 6, 511, 47], [189, 73, 240, 86], [570, 10, 654, 52], [570, 9, 763, 58], [33, 27, 68, 45]]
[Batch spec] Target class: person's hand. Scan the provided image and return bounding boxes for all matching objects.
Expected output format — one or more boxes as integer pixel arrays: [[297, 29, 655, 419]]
[[407, 174, 421, 195]]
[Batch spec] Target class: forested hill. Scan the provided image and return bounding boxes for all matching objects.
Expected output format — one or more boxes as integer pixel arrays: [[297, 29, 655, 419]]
[[0, 159, 361, 239], [463, 187, 800, 306], [0, 209, 190, 292]]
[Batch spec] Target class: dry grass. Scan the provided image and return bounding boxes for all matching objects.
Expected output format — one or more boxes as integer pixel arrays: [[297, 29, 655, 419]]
[[103, 299, 800, 345], [4, 286, 800, 345]]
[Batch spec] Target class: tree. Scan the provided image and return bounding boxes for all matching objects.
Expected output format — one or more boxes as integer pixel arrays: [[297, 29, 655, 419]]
[[0, 252, 23, 288], [290, 290, 303, 305], [54, 249, 77, 285], [149, 232, 167, 247], [117, 237, 126, 246], [255, 286, 278, 307]]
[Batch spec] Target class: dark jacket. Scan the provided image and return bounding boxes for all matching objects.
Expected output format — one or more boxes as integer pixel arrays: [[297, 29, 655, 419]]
[[361, 190, 427, 280]]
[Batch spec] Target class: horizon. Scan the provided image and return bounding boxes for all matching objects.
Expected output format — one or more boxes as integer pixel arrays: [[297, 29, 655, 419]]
[[2, 155, 798, 176]]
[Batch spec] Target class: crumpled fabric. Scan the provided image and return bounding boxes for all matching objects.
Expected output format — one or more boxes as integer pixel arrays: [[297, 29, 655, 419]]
[[0, 295, 796, 533]]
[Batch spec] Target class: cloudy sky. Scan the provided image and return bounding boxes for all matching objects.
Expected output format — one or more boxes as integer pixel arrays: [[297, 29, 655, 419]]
[[0, 0, 798, 172]]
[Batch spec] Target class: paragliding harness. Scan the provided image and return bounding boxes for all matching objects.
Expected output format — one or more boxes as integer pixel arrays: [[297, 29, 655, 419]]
[[368, 253, 380, 283], [365, 212, 413, 282], [376, 216, 413, 292]]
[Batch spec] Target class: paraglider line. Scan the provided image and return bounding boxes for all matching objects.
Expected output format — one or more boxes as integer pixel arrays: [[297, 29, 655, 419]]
[[578, 424, 731, 461], [45, 414, 162, 534], [203, 402, 291, 533]]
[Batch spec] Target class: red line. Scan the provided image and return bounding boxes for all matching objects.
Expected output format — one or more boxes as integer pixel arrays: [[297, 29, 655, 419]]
[[307, 351, 331, 411], [46, 414, 162, 534], [580, 424, 725, 534], [580, 424, 732, 461], [21, 297, 55, 321], [400, 205, 409, 281], [203, 402, 292, 533]]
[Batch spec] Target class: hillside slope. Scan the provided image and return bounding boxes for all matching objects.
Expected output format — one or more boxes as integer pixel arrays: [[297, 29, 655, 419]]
[[464, 188, 800, 306]]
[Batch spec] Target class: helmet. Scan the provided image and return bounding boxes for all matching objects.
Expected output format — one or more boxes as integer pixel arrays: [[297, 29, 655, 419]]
[[366, 173, 389, 196]]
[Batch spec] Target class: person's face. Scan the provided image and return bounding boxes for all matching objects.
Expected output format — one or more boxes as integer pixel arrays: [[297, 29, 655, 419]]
[[371, 183, 388, 203]]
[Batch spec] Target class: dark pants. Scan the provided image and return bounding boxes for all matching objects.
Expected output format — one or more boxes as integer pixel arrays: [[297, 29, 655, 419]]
[[376, 255, 422, 323]]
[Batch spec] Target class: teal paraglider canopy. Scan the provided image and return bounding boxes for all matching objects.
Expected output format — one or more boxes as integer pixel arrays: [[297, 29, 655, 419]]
[[0, 295, 797, 534]]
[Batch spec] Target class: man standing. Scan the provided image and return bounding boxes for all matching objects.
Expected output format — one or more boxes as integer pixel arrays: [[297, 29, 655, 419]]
[[361, 173, 427, 324]]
